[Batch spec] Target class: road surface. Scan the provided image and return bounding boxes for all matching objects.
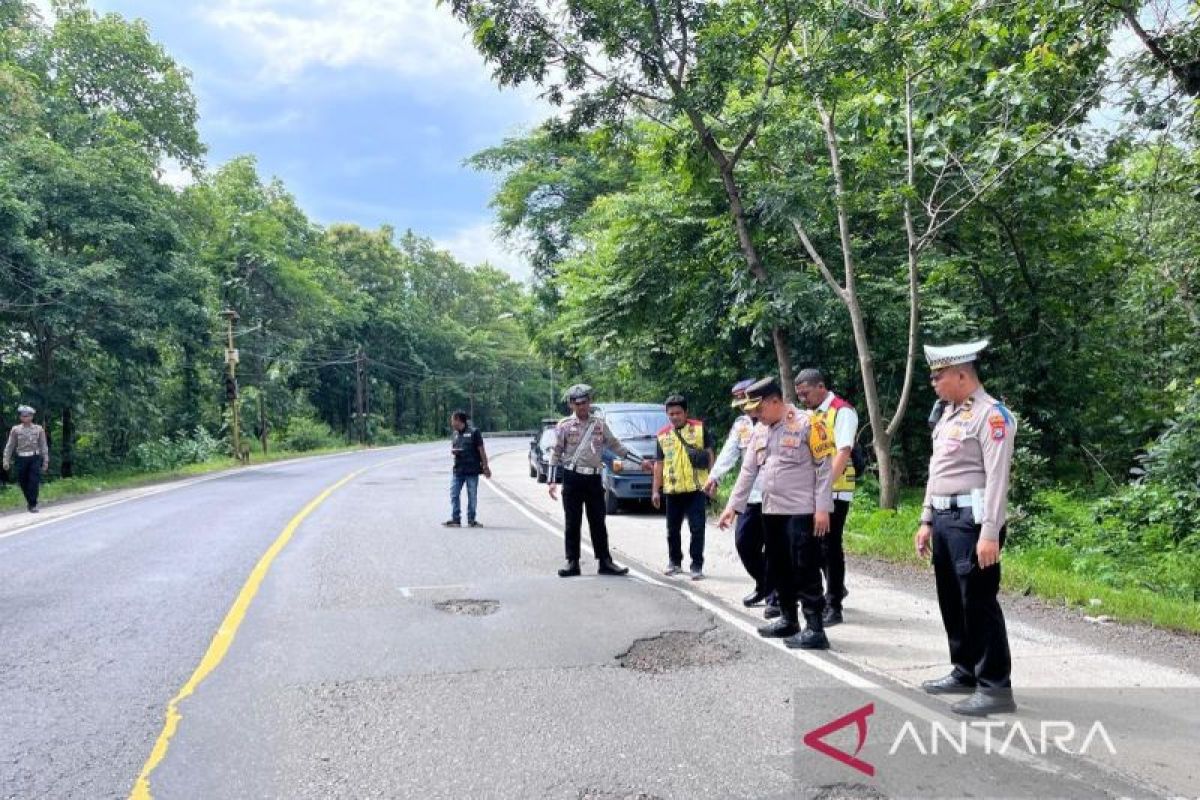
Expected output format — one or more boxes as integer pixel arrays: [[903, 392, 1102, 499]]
[[1, 442, 1194, 799]]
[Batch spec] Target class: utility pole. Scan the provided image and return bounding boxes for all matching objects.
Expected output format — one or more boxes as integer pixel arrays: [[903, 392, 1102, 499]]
[[355, 345, 366, 445], [363, 346, 371, 446], [221, 309, 244, 464]]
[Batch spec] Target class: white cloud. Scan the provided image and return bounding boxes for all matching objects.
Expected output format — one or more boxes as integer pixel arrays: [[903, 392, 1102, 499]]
[[437, 222, 530, 281], [205, 109, 306, 136], [28, 0, 53, 22], [157, 159, 196, 190], [201, 0, 546, 114]]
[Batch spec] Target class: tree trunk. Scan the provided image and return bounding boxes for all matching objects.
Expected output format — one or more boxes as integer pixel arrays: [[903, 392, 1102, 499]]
[[393, 379, 404, 433], [681, 109, 797, 399], [179, 341, 202, 432], [258, 390, 268, 454], [60, 406, 74, 479]]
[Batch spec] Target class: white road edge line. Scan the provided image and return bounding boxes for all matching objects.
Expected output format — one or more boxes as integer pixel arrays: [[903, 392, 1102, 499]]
[[480, 474, 1114, 782], [0, 444, 431, 543]]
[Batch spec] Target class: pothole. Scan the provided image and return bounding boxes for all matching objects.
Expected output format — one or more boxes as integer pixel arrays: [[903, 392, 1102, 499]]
[[808, 783, 889, 800], [578, 790, 664, 800], [615, 627, 742, 673], [434, 598, 500, 616]]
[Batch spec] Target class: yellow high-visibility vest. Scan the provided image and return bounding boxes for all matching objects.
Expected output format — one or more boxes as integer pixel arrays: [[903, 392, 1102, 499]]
[[656, 421, 709, 494], [815, 400, 856, 492]]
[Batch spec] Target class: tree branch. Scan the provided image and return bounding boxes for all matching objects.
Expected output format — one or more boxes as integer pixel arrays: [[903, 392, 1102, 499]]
[[731, 13, 797, 166], [887, 68, 922, 439], [789, 216, 846, 299], [919, 82, 1103, 248]]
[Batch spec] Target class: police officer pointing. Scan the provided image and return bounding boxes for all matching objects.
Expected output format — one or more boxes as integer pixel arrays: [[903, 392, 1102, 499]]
[[718, 379, 834, 649], [915, 340, 1018, 716], [547, 384, 646, 578]]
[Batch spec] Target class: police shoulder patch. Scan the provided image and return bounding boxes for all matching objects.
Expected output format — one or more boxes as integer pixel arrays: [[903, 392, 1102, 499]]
[[988, 410, 1008, 441], [993, 403, 1014, 426]]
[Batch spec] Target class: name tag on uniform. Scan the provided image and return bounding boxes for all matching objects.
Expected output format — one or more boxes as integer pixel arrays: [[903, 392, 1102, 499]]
[[781, 436, 801, 448]]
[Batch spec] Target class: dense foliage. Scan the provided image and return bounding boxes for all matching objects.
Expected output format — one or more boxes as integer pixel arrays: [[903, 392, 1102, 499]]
[[0, 0, 550, 480], [452, 1, 1199, 596]]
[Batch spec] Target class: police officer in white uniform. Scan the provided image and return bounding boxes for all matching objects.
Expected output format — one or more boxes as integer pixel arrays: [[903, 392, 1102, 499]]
[[915, 340, 1018, 716]]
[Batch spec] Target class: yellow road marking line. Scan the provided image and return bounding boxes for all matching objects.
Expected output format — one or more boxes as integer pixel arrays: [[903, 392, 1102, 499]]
[[128, 466, 368, 800]]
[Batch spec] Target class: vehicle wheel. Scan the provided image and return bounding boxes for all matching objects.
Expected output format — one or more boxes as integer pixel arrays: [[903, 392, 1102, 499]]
[[604, 484, 620, 514]]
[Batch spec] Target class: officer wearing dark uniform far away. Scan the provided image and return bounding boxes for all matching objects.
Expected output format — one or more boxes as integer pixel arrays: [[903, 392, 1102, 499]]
[[915, 340, 1018, 717], [718, 378, 834, 650], [547, 384, 648, 577]]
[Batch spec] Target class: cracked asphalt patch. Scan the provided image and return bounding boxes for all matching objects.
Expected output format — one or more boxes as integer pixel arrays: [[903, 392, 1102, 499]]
[[614, 627, 743, 674], [806, 783, 889, 800], [578, 789, 665, 800], [434, 598, 500, 616]]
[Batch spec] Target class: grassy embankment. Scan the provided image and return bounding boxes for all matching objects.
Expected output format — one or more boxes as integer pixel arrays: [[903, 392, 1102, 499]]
[[715, 478, 1200, 634]]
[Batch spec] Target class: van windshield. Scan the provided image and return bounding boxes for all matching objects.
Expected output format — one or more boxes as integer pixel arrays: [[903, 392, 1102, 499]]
[[605, 411, 668, 439]]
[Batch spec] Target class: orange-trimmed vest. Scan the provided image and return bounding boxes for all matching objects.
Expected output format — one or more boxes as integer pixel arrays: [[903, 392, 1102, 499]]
[[656, 420, 709, 494], [814, 397, 857, 493]]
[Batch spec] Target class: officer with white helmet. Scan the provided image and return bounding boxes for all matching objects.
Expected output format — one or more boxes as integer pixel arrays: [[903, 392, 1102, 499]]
[[915, 340, 1018, 716]]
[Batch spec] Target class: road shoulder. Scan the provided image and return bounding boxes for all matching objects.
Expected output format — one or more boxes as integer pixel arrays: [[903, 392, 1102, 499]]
[[489, 450, 1200, 689]]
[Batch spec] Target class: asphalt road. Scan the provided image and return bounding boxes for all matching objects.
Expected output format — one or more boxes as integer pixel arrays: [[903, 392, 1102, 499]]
[[0, 442, 1181, 799]]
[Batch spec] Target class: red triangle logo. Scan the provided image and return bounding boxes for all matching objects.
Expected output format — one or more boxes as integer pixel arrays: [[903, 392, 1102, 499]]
[[802, 702, 876, 777]]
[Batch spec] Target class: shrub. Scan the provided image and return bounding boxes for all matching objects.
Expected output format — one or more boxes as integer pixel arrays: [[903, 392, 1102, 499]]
[[132, 427, 223, 472], [1098, 378, 1200, 548], [280, 416, 339, 452]]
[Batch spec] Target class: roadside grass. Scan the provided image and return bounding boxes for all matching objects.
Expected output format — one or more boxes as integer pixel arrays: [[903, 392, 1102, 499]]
[[714, 474, 1200, 634], [0, 441, 418, 514], [846, 483, 1200, 634]]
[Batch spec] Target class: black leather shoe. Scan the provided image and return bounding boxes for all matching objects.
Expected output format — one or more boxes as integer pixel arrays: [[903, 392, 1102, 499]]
[[921, 673, 977, 695], [763, 604, 781, 620], [785, 628, 830, 650], [597, 558, 629, 576], [557, 560, 581, 577], [952, 689, 1017, 717], [742, 589, 769, 607], [757, 618, 800, 638], [822, 606, 843, 626]]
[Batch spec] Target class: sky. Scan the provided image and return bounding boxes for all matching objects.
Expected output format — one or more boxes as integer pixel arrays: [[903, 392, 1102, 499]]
[[34, 0, 548, 280]]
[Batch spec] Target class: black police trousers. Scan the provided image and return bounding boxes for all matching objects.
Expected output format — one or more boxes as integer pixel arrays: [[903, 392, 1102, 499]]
[[734, 502, 769, 594], [821, 498, 852, 608], [15, 455, 42, 508], [762, 512, 825, 623], [931, 507, 1012, 688], [561, 470, 613, 562]]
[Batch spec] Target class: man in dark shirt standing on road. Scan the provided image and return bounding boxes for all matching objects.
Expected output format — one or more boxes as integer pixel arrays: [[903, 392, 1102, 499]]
[[444, 410, 491, 528]]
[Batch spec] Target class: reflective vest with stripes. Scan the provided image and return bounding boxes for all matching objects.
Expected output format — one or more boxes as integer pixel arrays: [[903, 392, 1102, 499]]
[[656, 420, 709, 494], [815, 397, 856, 493]]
